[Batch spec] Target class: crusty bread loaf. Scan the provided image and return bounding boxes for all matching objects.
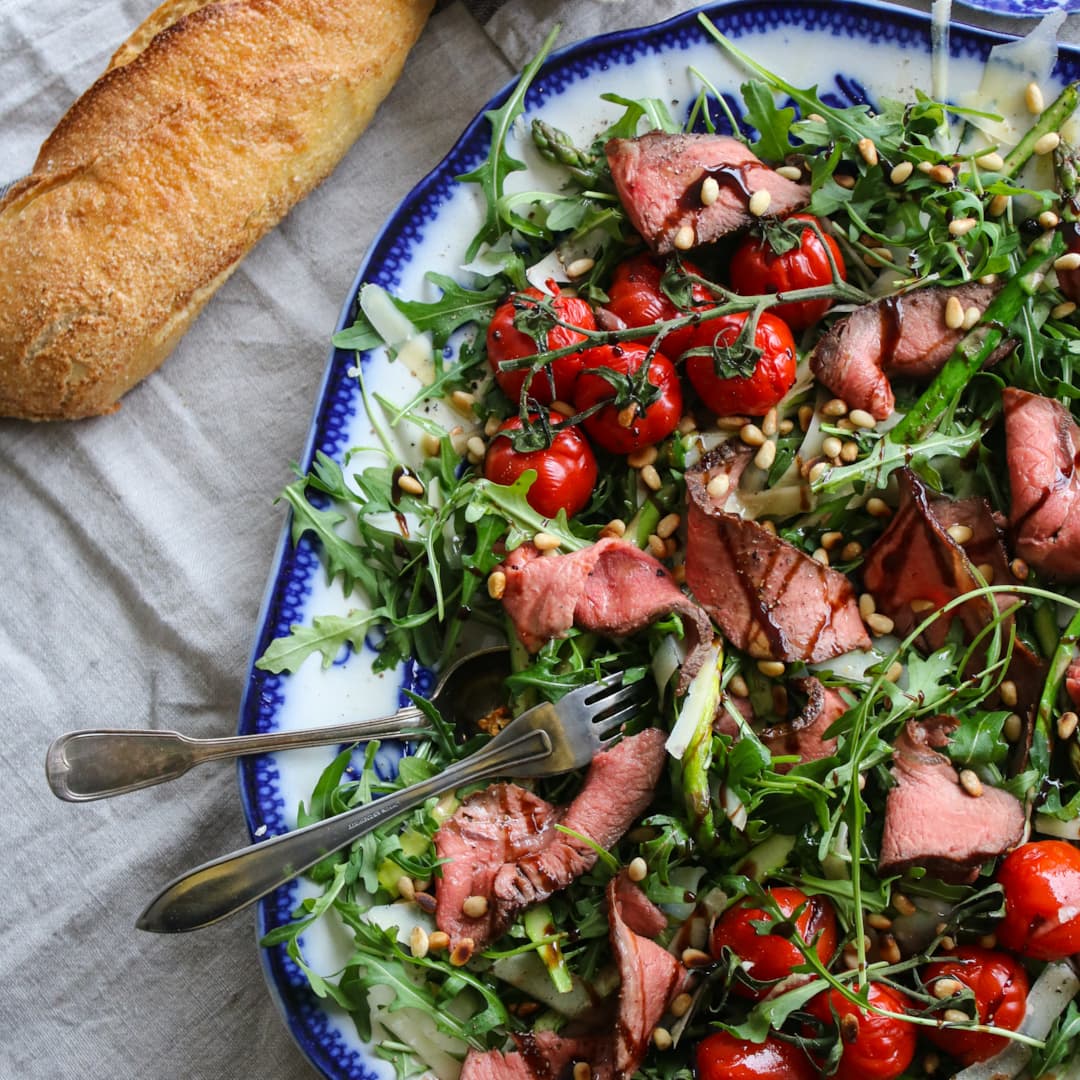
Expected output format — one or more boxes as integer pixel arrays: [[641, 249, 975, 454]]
[[0, 0, 433, 420]]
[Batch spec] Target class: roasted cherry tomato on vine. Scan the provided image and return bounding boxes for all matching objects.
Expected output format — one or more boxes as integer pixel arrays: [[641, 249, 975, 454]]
[[572, 342, 682, 454], [729, 213, 846, 331], [601, 253, 714, 361], [804, 982, 916, 1080], [996, 840, 1080, 960], [483, 412, 597, 519], [709, 886, 839, 999], [683, 310, 796, 417], [921, 946, 1029, 1065], [695, 1030, 816, 1080], [486, 286, 596, 404]]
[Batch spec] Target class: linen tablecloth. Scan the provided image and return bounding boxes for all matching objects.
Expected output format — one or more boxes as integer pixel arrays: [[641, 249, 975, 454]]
[[1, 1, 1077, 1077]]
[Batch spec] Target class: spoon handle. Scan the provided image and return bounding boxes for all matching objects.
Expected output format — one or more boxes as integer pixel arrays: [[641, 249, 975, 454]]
[[136, 725, 552, 933], [46, 709, 431, 802]]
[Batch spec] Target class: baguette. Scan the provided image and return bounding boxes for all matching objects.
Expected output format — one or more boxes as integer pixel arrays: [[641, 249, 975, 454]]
[[0, 0, 433, 420]]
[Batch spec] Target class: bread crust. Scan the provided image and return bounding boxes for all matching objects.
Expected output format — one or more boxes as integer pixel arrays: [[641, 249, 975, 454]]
[[0, 0, 433, 420]]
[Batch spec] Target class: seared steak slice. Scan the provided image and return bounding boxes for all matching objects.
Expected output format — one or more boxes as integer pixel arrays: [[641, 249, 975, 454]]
[[878, 718, 1025, 883], [810, 283, 1007, 420], [861, 469, 1045, 713], [759, 677, 849, 771], [497, 537, 714, 691], [1004, 387, 1080, 581], [494, 730, 667, 917], [605, 131, 809, 254], [434, 730, 666, 949], [684, 449, 869, 662], [607, 874, 687, 1078]]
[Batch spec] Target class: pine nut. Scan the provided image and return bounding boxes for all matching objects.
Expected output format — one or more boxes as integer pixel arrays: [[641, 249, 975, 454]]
[[880, 934, 902, 964], [599, 518, 627, 539], [398, 473, 425, 497], [652, 1028, 674, 1052], [775, 165, 803, 181], [929, 163, 955, 185], [835, 173, 856, 190], [841, 541, 863, 561], [740, 423, 766, 447], [943, 1009, 970, 1025], [487, 570, 507, 600], [678, 414, 698, 434], [845, 409, 873, 430], [754, 440, 777, 470], [681, 948, 712, 969], [945, 295, 965, 329], [821, 531, 844, 551], [566, 257, 595, 279], [707, 472, 731, 500], [979, 273, 998, 285], [757, 660, 786, 678], [975, 151, 1005, 171], [859, 593, 877, 619], [700, 176, 720, 206], [670, 992, 693, 1018], [867, 912, 893, 930], [397, 875, 417, 902], [1026, 81, 1045, 114], [840, 1013, 861, 1043], [409, 925, 430, 958], [976, 562, 995, 582], [617, 403, 638, 428], [890, 161, 914, 184], [911, 598, 936, 613], [979, 934, 998, 950], [917, 160, 935, 174], [932, 977, 964, 1000], [1040, 210, 1061, 230], [656, 513, 681, 540], [840, 441, 860, 463], [947, 523, 974, 545], [822, 398, 849, 417], [450, 937, 475, 966], [1052, 301, 1077, 319], [962, 305, 981, 331], [893, 892, 917, 916], [988, 194, 1010, 217], [949, 217, 978, 237], [647, 533, 667, 559], [717, 414, 751, 431], [1059, 711, 1079, 739], [812, 548, 830, 566], [841, 944, 860, 970], [857, 138, 879, 166], [640, 464, 662, 491], [1055, 253, 1080, 272], [466, 435, 486, 459], [628, 445, 658, 469], [867, 612, 895, 636], [822, 435, 843, 459], [451, 389, 477, 413], [627, 856, 648, 882], [421, 432, 442, 458], [1004, 713, 1023, 743], [885, 661, 904, 683], [1035, 131, 1061, 155], [762, 407, 779, 437], [428, 930, 451, 951], [808, 461, 830, 484], [533, 531, 560, 551], [729, 674, 750, 697], [999, 680, 1018, 707], [748, 189, 772, 217], [779, 418, 794, 434], [573, 1064, 592, 1080], [798, 404, 815, 431], [807, 112, 826, 123], [673, 224, 696, 250], [867, 497, 892, 518], [959, 769, 984, 797], [484, 415, 503, 437], [414, 890, 438, 914], [462, 895, 489, 919]]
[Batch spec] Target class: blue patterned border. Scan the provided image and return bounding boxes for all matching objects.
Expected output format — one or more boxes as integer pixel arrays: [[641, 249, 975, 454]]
[[237, 2, 1080, 1077]]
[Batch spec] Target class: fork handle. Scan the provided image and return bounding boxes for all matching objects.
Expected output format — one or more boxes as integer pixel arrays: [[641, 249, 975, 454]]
[[136, 726, 552, 933]]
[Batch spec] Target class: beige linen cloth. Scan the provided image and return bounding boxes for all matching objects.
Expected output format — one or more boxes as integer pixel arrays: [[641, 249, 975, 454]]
[[0, 1, 1075, 1077]]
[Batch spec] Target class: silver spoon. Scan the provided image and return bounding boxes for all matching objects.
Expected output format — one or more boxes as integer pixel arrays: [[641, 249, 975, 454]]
[[45, 646, 511, 802]]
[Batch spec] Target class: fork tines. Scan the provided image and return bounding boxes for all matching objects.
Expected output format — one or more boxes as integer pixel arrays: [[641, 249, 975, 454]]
[[585, 677, 651, 737]]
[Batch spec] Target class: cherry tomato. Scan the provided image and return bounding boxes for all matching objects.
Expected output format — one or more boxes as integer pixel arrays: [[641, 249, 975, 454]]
[[996, 840, 1080, 960], [709, 887, 839, 1000], [602, 253, 714, 361], [729, 213, 847, 331], [483, 412, 597, 519], [572, 343, 682, 454], [695, 1031, 816, 1080], [921, 947, 1029, 1065], [804, 982, 916, 1080], [486, 286, 596, 404], [683, 311, 797, 417]]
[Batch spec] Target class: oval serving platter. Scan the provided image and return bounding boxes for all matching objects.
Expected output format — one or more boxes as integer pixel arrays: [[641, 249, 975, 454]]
[[237, 3, 1080, 1077]]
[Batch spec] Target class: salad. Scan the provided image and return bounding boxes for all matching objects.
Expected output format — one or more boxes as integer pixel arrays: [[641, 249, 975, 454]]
[[253, 12, 1080, 1080]]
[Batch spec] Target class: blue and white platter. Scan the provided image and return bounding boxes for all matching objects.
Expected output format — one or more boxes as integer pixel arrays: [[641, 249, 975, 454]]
[[958, 0, 1080, 19], [236, 3, 1080, 1078]]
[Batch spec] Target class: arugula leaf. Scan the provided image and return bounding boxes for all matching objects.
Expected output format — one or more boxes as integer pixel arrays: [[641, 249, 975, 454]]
[[740, 80, 796, 162]]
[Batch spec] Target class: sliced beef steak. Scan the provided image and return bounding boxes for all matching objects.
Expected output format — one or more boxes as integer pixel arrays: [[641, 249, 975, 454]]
[[605, 132, 809, 254], [759, 677, 849, 771], [684, 448, 869, 662], [878, 717, 1025, 883], [1004, 387, 1080, 581], [810, 283, 1008, 420], [497, 537, 714, 690], [434, 730, 667, 949], [861, 469, 1045, 713]]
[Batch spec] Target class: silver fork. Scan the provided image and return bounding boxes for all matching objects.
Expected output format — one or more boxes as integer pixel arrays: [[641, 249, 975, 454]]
[[136, 673, 649, 933]]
